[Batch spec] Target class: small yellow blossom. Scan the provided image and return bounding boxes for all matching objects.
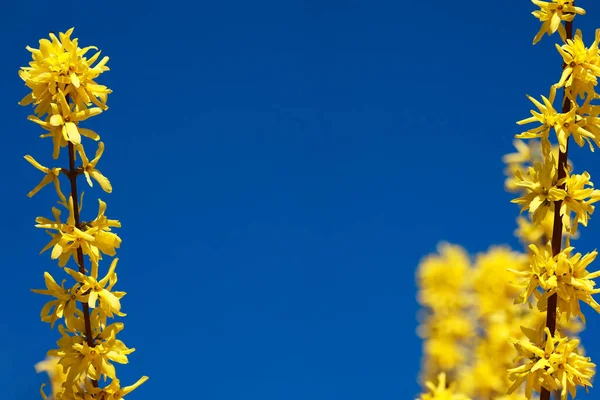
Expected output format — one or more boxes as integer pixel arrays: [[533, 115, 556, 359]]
[[556, 171, 600, 233], [531, 0, 586, 44], [27, 89, 102, 150], [459, 339, 513, 398], [516, 88, 558, 145], [36, 196, 96, 266], [417, 243, 472, 311], [511, 152, 562, 224], [84, 375, 149, 400], [504, 139, 566, 193], [48, 89, 102, 145], [515, 215, 546, 245], [418, 313, 475, 341], [512, 157, 600, 233], [417, 372, 471, 400], [65, 257, 125, 318], [555, 29, 600, 95], [23, 154, 66, 204], [35, 357, 66, 400], [423, 335, 467, 373], [36, 196, 121, 266], [83, 199, 122, 259], [32, 271, 86, 328], [77, 142, 112, 192], [516, 87, 597, 152], [473, 247, 528, 316], [503, 140, 535, 165], [51, 325, 134, 385]]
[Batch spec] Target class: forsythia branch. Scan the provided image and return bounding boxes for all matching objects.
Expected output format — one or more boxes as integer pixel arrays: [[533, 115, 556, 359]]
[[20, 28, 147, 399]]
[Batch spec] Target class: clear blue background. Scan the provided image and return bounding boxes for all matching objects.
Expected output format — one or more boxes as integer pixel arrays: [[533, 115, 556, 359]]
[[2, 0, 600, 399]]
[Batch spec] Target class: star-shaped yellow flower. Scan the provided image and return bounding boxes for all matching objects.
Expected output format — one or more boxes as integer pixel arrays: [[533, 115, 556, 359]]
[[23, 154, 66, 204], [77, 142, 112, 193], [531, 0, 586, 44]]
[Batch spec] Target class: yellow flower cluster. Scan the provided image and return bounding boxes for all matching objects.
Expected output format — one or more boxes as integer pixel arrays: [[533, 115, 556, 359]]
[[508, 328, 594, 399], [417, 3, 600, 399], [416, 243, 474, 381], [503, 140, 579, 247], [505, 1, 600, 398], [416, 245, 546, 400], [511, 144, 600, 235], [511, 244, 600, 322], [19, 28, 147, 399], [417, 373, 471, 400]]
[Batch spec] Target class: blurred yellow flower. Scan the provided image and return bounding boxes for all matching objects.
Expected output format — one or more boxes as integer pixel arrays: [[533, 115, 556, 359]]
[[417, 373, 471, 400]]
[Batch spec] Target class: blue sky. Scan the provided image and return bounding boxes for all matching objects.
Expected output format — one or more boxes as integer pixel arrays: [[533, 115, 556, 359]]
[[3, 0, 600, 399]]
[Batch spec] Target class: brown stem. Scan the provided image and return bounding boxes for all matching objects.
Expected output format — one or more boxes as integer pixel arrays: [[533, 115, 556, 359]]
[[554, 389, 562, 400], [540, 17, 573, 400], [67, 142, 98, 389]]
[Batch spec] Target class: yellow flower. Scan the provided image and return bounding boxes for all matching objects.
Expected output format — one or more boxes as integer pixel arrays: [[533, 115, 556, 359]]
[[572, 94, 600, 151], [503, 140, 566, 196], [457, 333, 519, 398], [556, 171, 600, 233], [36, 196, 121, 265], [515, 215, 546, 245], [516, 87, 597, 152], [539, 248, 600, 323], [503, 140, 535, 165], [35, 357, 67, 399], [511, 244, 600, 322], [27, 88, 102, 145], [511, 152, 563, 224], [417, 243, 472, 311], [77, 142, 112, 193], [508, 328, 595, 399], [555, 29, 600, 95], [83, 199, 122, 259], [23, 154, 66, 204], [423, 336, 467, 372], [553, 106, 597, 153], [47, 89, 102, 145], [51, 324, 134, 384], [510, 244, 560, 306], [473, 247, 528, 316], [32, 271, 85, 328], [84, 375, 149, 400], [531, 0, 586, 44], [18, 28, 112, 118], [417, 373, 471, 400], [515, 211, 578, 247], [65, 257, 125, 318], [513, 167, 600, 235], [36, 196, 96, 266], [516, 89, 558, 145], [418, 313, 475, 341]]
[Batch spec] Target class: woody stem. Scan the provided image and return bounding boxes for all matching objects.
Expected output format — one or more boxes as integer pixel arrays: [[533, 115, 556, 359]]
[[67, 139, 98, 389], [539, 16, 573, 400]]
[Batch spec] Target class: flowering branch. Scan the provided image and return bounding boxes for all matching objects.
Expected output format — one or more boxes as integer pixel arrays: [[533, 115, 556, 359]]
[[20, 28, 147, 399]]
